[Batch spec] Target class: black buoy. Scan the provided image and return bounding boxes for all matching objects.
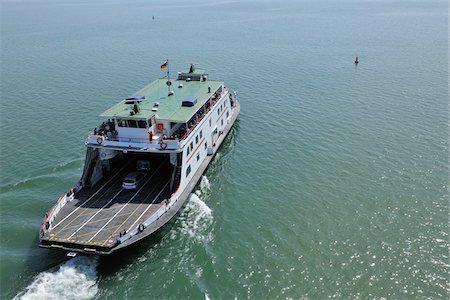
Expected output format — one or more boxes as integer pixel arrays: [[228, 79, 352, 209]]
[[354, 56, 359, 64]]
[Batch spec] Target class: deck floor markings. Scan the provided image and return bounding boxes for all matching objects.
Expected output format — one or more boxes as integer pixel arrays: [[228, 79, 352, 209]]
[[61, 224, 122, 240], [54, 211, 133, 232], [100, 178, 168, 246], [81, 163, 166, 242], [66, 188, 128, 239], [42, 159, 174, 250], [128, 179, 171, 232], [65, 162, 166, 241], [51, 162, 130, 229], [87, 171, 162, 242], [102, 179, 164, 242], [52, 162, 163, 237]]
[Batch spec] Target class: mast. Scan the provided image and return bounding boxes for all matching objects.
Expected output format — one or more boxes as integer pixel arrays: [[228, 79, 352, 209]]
[[161, 59, 173, 96], [166, 59, 173, 96]]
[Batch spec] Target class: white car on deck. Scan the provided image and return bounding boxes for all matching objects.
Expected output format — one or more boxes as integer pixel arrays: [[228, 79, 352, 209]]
[[122, 172, 146, 190]]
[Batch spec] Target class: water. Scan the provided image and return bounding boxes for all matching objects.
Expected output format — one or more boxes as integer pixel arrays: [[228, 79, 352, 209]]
[[1, 0, 448, 298], [14, 257, 99, 300]]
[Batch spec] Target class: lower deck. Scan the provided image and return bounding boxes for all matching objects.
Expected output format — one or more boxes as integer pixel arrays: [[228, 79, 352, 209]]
[[40, 154, 173, 251]]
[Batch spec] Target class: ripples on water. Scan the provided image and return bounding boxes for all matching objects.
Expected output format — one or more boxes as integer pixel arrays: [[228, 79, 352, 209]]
[[93, 180, 216, 299], [1, 0, 448, 299]]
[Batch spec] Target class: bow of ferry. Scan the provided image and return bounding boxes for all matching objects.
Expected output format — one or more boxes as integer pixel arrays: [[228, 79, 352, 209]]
[[39, 66, 240, 255]]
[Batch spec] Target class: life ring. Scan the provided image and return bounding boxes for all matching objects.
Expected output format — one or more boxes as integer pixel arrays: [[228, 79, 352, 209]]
[[159, 141, 167, 150], [97, 136, 104, 144], [138, 224, 145, 232]]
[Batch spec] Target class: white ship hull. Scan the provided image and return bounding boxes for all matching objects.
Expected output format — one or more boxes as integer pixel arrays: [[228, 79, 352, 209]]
[[39, 69, 239, 255]]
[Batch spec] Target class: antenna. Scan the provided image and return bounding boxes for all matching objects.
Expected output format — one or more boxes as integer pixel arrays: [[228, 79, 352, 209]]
[[184, 61, 199, 73]]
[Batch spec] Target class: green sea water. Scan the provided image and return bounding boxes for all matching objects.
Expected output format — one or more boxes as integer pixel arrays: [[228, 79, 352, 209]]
[[1, 0, 448, 299]]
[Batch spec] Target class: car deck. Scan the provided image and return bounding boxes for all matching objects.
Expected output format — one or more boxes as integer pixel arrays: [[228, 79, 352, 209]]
[[40, 158, 172, 251]]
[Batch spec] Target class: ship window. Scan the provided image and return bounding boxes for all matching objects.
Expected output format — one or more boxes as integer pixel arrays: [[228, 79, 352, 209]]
[[197, 153, 200, 161], [221, 119, 224, 126], [209, 119, 212, 127], [204, 142, 207, 150], [200, 130, 203, 139], [186, 165, 191, 176], [195, 135, 199, 144], [226, 112, 229, 118], [137, 120, 147, 128], [217, 109, 219, 116], [186, 147, 190, 157], [190, 142, 193, 151], [118, 119, 127, 127], [128, 120, 138, 128]]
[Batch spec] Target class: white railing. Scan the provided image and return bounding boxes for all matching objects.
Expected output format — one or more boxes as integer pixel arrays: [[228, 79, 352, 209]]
[[41, 192, 74, 234], [87, 134, 180, 150], [180, 91, 228, 141]]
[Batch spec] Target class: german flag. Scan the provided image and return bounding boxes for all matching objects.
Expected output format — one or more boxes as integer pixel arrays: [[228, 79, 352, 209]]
[[160, 60, 168, 70]]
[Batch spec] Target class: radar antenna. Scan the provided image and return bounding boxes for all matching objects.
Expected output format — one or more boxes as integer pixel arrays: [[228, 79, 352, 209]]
[[184, 61, 199, 73]]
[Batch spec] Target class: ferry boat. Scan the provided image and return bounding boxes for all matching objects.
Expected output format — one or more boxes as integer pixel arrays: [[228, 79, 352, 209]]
[[39, 64, 240, 255]]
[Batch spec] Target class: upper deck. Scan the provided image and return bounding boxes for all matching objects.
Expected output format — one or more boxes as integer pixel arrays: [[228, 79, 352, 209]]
[[100, 69, 223, 123], [87, 66, 233, 152]]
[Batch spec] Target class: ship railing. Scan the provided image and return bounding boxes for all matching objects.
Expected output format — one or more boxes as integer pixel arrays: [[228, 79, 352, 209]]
[[41, 191, 75, 235], [87, 133, 180, 150], [179, 90, 227, 141]]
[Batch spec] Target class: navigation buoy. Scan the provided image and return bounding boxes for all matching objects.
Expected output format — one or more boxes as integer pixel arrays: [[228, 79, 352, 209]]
[[354, 56, 359, 64]]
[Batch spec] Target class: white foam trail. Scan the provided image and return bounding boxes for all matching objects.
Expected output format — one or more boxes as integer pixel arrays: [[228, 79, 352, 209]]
[[199, 176, 211, 194], [189, 194, 212, 216], [179, 194, 213, 242], [14, 257, 99, 300]]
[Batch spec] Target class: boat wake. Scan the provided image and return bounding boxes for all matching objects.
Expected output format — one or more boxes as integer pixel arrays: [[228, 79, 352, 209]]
[[179, 194, 213, 242], [199, 176, 211, 194], [177, 177, 213, 243], [14, 257, 99, 300]]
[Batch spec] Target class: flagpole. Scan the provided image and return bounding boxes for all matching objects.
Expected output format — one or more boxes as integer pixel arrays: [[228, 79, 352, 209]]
[[167, 59, 173, 96], [167, 59, 170, 94]]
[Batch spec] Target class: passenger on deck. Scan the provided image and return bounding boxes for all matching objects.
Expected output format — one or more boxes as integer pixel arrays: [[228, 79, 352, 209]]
[[179, 126, 186, 137]]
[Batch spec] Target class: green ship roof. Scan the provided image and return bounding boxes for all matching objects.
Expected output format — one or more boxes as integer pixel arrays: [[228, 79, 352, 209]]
[[100, 77, 223, 123]]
